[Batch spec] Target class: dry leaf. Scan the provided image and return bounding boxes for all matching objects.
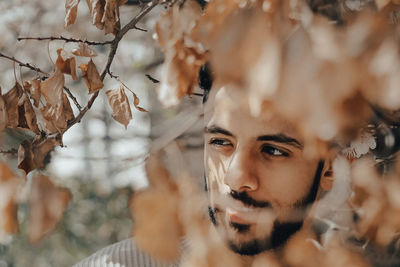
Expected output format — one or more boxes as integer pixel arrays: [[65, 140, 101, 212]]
[[24, 79, 41, 108], [17, 94, 40, 134], [29, 175, 71, 244], [3, 83, 23, 128], [130, 90, 147, 112], [64, 0, 81, 28], [39, 92, 74, 134], [102, 0, 121, 35], [0, 90, 7, 132], [131, 156, 182, 262], [79, 59, 104, 93], [0, 163, 22, 243], [155, 1, 206, 106], [106, 85, 132, 128], [62, 92, 75, 122], [86, 0, 105, 30], [72, 42, 97, 57], [40, 68, 64, 106], [56, 48, 78, 81], [18, 136, 60, 175]]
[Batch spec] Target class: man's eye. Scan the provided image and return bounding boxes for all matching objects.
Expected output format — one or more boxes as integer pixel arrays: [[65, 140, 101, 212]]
[[209, 139, 233, 147], [261, 145, 288, 157]]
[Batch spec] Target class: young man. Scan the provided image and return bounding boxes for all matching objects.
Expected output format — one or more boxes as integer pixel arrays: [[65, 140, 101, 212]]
[[74, 81, 336, 267], [203, 84, 332, 257]]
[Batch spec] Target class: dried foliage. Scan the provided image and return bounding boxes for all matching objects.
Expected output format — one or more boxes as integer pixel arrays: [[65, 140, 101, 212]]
[[106, 85, 133, 128], [79, 59, 104, 94], [28, 175, 72, 244], [0, 163, 22, 243], [129, 1, 400, 267]]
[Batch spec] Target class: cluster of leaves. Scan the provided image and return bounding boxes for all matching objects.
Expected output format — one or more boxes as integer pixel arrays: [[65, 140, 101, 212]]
[[129, 0, 400, 267], [0, 0, 158, 247]]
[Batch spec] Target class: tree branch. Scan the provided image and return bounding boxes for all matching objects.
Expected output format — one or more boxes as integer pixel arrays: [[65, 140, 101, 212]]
[[0, 52, 45, 74], [0, 51, 82, 111], [65, 0, 161, 131], [17, 36, 113, 46]]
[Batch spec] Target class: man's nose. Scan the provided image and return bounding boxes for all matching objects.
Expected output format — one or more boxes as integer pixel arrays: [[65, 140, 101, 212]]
[[224, 148, 258, 192]]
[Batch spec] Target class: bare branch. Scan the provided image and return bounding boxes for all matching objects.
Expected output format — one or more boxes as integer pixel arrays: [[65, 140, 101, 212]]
[[0, 52, 45, 74], [0, 148, 18, 155], [65, 0, 161, 131], [0, 51, 82, 111], [17, 36, 113, 46]]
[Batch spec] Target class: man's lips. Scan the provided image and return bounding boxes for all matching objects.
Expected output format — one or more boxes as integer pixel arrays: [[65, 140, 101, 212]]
[[226, 206, 262, 224]]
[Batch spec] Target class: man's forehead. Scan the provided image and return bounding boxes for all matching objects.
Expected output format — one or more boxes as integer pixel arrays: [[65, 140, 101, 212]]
[[204, 85, 301, 139]]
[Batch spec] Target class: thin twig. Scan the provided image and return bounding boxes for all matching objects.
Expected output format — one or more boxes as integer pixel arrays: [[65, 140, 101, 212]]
[[0, 148, 18, 155], [65, 0, 160, 131], [0, 51, 82, 111], [17, 36, 113, 46], [0, 52, 45, 74], [63, 86, 82, 110]]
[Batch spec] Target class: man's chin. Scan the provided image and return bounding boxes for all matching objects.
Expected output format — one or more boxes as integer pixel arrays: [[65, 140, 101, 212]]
[[225, 220, 304, 256], [228, 237, 271, 256]]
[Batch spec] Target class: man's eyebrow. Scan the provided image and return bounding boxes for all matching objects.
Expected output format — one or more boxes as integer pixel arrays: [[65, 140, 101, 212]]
[[257, 134, 303, 149], [204, 126, 233, 137]]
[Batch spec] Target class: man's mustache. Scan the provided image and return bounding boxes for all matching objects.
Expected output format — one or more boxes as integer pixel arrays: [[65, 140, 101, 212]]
[[230, 190, 271, 208]]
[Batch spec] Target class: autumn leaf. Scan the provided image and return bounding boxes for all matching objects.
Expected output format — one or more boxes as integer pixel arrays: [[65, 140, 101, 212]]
[[131, 156, 182, 261], [64, 0, 81, 28], [17, 94, 40, 134], [102, 0, 121, 35], [155, 1, 206, 106], [79, 59, 104, 93], [40, 68, 64, 106], [86, 0, 105, 30], [106, 85, 132, 128], [56, 48, 78, 81], [130, 90, 147, 112], [3, 83, 23, 128], [72, 42, 97, 57], [0, 163, 22, 243], [18, 136, 60, 175], [29, 175, 71, 244], [0, 90, 7, 133], [24, 79, 41, 108]]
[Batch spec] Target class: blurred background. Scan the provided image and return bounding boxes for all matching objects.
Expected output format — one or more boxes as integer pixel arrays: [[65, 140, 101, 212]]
[[0, 0, 203, 266]]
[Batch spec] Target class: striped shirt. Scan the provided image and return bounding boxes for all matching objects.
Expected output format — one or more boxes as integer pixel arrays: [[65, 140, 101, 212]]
[[73, 238, 179, 267]]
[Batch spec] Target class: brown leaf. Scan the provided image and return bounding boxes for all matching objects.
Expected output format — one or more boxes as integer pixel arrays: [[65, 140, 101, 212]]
[[29, 175, 71, 244], [24, 79, 41, 108], [18, 136, 60, 175], [0, 89, 7, 132], [62, 93, 75, 122], [130, 90, 147, 112], [3, 83, 23, 128], [40, 68, 64, 106], [86, 0, 105, 30], [106, 85, 132, 128], [40, 92, 74, 134], [71, 42, 97, 57], [0, 163, 22, 241], [155, 2, 206, 106], [17, 94, 40, 134], [79, 59, 104, 93], [64, 0, 81, 27], [131, 156, 182, 262], [56, 49, 78, 81], [102, 0, 121, 35]]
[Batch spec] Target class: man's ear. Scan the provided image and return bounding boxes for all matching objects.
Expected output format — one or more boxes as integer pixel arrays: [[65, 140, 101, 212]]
[[320, 160, 334, 191]]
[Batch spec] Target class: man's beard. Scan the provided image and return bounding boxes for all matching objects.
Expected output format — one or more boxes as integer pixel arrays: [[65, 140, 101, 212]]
[[207, 160, 324, 256]]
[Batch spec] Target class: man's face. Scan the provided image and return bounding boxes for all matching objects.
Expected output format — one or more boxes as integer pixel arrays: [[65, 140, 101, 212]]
[[204, 86, 322, 255]]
